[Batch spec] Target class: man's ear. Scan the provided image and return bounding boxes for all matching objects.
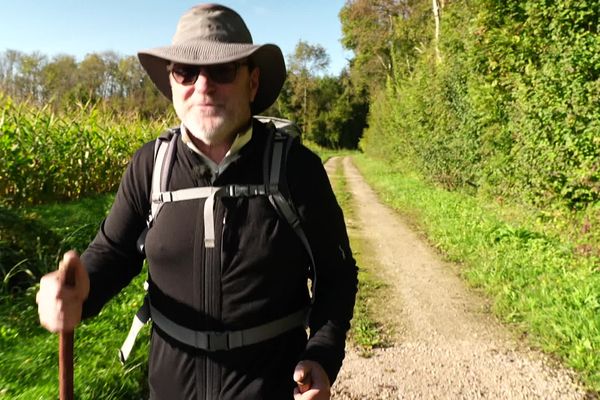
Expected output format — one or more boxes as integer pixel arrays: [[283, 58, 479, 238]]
[[249, 67, 260, 102]]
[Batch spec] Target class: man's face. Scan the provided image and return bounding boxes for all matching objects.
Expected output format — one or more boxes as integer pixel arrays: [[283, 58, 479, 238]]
[[169, 60, 260, 146]]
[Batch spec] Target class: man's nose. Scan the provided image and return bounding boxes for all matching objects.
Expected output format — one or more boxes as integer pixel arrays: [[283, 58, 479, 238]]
[[193, 69, 214, 92]]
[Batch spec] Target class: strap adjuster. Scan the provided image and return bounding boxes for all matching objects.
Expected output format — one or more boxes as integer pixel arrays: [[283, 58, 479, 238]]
[[203, 331, 243, 351], [155, 192, 174, 203], [225, 185, 267, 197], [207, 331, 228, 351]]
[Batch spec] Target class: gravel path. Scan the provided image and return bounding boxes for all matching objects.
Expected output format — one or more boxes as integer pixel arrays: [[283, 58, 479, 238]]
[[326, 156, 591, 400]]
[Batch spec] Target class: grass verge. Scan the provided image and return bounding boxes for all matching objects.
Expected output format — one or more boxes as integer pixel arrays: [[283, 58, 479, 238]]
[[352, 153, 600, 394], [327, 156, 387, 355]]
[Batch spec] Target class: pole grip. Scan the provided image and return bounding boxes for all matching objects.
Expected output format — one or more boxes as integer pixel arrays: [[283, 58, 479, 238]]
[[59, 258, 76, 400]]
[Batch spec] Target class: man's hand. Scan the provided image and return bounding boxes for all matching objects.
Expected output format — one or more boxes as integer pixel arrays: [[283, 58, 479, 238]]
[[36, 251, 90, 333], [293, 360, 331, 400]]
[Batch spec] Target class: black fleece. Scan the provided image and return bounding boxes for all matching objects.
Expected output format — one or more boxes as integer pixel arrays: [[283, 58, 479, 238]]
[[81, 120, 358, 400]]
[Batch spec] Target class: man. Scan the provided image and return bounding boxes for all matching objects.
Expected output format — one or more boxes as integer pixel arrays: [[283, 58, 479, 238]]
[[36, 4, 358, 399]]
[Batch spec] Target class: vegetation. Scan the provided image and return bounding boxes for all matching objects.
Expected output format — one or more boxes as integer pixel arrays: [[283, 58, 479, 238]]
[[1, 0, 599, 395], [0, 96, 172, 206], [273, 41, 368, 148], [0, 50, 170, 117], [0, 194, 150, 399], [337, 0, 598, 390], [341, 0, 599, 220], [0, 45, 367, 149]]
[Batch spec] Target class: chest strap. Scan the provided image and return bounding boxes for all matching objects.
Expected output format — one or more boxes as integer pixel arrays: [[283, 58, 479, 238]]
[[150, 302, 308, 352], [119, 296, 308, 362], [152, 184, 270, 248]]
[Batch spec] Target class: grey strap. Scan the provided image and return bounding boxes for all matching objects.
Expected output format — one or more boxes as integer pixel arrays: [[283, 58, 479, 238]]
[[152, 185, 268, 204], [152, 187, 221, 204], [203, 188, 220, 247], [152, 184, 272, 249], [119, 314, 146, 364], [160, 133, 178, 192], [150, 303, 308, 351], [149, 139, 169, 225], [269, 137, 284, 187], [151, 186, 221, 248], [119, 284, 151, 363], [266, 131, 317, 302], [152, 185, 269, 248]]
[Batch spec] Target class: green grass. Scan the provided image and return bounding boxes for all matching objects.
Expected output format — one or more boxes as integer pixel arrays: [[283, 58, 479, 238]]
[[0, 278, 149, 399], [327, 156, 387, 355], [352, 153, 600, 393], [19, 194, 115, 254], [0, 194, 149, 399], [0, 195, 115, 295], [303, 140, 353, 164]]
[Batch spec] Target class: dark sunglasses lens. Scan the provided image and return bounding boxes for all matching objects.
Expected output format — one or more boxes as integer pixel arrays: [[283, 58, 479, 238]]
[[170, 63, 242, 85], [207, 63, 238, 84], [171, 66, 200, 85]]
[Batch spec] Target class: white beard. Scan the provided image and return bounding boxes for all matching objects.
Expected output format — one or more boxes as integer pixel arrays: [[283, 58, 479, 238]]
[[183, 110, 231, 145], [177, 101, 251, 147]]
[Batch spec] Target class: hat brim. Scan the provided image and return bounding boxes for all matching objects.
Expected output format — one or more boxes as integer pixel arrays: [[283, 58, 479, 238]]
[[138, 42, 286, 114]]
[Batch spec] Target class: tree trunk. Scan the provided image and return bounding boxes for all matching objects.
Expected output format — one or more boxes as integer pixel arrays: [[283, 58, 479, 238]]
[[433, 0, 442, 63]]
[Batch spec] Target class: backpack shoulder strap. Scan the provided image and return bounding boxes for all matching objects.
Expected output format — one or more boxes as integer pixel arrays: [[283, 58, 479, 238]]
[[149, 128, 179, 227], [136, 128, 179, 255], [260, 118, 317, 303]]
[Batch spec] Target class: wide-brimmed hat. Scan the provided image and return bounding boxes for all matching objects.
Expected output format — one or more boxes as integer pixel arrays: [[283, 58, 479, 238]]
[[138, 3, 286, 114]]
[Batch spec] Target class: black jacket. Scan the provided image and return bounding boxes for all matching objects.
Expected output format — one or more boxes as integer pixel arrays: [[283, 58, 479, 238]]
[[81, 120, 358, 399]]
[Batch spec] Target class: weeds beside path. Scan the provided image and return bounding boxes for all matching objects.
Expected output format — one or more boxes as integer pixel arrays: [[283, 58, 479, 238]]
[[330, 156, 591, 400]]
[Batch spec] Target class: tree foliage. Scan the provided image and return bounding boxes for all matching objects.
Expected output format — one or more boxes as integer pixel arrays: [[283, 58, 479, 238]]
[[0, 50, 170, 117], [344, 0, 599, 216], [0, 46, 367, 150], [271, 40, 367, 148]]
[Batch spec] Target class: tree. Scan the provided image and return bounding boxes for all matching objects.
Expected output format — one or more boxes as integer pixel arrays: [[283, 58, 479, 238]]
[[339, 0, 408, 92], [0, 50, 22, 98], [286, 41, 330, 137], [41, 54, 78, 109], [14, 52, 47, 102], [76, 53, 106, 104]]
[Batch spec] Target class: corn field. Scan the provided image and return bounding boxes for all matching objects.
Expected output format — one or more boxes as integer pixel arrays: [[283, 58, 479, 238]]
[[0, 95, 171, 206]]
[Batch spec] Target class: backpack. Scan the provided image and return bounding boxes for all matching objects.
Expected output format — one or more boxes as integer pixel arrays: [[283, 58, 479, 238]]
[[119, 117, 316, 363]]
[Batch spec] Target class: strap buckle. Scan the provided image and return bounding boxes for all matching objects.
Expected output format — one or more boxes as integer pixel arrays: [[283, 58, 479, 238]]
[[206, 331, 227, 351], [154, 192, 174, 203], [205, 331, 243, 351], [226, 185, 267, 197]]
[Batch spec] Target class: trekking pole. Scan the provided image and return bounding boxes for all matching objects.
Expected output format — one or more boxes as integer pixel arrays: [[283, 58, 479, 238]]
[[59, 258, 76, 400]]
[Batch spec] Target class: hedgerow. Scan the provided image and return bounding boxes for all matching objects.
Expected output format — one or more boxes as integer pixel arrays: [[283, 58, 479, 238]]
[[360, 0, 599, 219]]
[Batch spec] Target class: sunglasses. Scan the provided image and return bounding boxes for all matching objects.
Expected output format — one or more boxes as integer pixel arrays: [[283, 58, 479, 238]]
[[168, 62, 248, 85]]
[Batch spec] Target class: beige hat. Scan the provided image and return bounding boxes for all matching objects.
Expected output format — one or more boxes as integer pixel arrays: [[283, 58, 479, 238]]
[[138, 3, 286, 114]]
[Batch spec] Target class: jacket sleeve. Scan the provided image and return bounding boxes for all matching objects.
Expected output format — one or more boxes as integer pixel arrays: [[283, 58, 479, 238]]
[[80, 141, 155, 319], [288, 146, 358, 384]]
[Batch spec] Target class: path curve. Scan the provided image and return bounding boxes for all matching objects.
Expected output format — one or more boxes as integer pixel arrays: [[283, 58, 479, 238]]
[[327, 156, 589, 400]]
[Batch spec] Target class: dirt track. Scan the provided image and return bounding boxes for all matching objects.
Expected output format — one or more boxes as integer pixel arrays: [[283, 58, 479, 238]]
[[327, 157, 591, 400]]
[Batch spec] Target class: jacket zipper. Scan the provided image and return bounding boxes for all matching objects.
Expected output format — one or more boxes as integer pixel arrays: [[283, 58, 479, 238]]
[[204, 198, 223, 399]]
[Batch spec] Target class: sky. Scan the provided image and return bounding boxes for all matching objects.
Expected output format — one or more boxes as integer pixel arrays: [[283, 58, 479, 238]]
[[0, 0, 353, 76]]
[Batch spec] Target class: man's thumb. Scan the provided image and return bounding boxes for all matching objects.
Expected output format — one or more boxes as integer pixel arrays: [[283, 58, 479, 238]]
[[59, 251, 89, 299], [294, 361, 312, 393]]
